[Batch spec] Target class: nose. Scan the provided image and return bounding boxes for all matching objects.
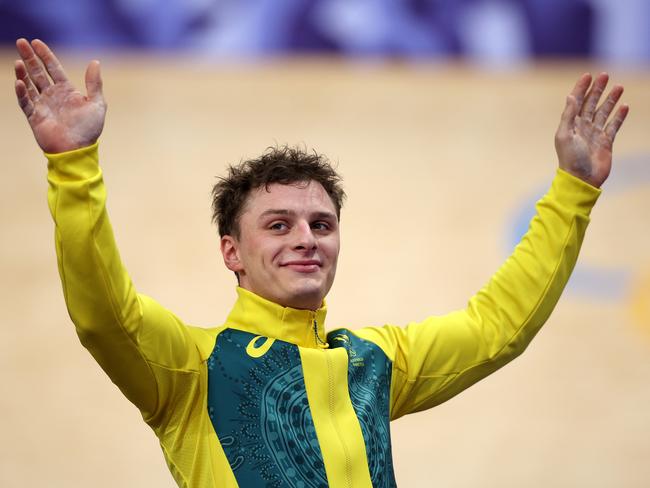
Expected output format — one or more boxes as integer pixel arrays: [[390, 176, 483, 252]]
[[293, 221, 317, 250]]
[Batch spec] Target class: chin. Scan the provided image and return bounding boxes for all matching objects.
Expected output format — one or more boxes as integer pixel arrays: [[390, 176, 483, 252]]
[[284, 285, 325, 310]]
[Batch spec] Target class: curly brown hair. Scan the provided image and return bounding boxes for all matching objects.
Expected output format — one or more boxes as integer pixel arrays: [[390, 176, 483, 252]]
[[211, 145, 346, 238]]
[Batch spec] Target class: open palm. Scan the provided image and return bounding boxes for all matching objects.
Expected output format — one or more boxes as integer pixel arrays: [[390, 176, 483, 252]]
[[15, 38, 106, 154], [555, 73, 629, 188]]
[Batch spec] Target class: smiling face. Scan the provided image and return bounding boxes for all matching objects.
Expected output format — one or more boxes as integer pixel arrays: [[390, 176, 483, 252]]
[[220, 180, 340, 310]]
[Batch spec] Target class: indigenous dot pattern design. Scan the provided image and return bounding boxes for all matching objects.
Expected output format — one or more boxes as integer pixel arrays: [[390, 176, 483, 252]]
[[207, 327, 397, 487], [328, 329, 397, 488], [207, 328, 328, 488]]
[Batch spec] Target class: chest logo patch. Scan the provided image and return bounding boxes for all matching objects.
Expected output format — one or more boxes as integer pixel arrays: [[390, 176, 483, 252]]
[[246, 335, 276, 358]]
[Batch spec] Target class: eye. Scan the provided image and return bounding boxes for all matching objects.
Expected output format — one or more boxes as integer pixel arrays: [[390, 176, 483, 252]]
[[269, 221, 288, 231], [311, 221, 330, 231]]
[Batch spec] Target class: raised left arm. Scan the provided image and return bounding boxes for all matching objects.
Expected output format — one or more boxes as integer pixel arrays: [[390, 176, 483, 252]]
[[353, 74, 630, 419]]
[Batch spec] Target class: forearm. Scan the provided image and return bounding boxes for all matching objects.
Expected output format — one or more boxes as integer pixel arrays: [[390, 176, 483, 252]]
[[414, 169, 600, 409], [404, 169, 600, 410], [360, 169, 601, 418], [47, 143, 140, 339], [465, 169, 600, 359], [46, 144, 206, 425], [47, 143, 161, 416]]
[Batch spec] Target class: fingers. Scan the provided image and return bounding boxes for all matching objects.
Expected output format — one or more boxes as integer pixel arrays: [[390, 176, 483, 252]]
[[14, 60, 39, 101], [15, 80, 34, 118], [84, 60, 104, 102], [15, 38, 51, 93], [568, 73, 592, 112], [578, 72, 629, 141], [604, 104, 630, 141], [594, 84, 624, 129], [557, 94, 579, 138], [581, 72, 609, 120], [31, 38, 69, 83], [14, 60, 39, 118], [568, 72, 627, 133]]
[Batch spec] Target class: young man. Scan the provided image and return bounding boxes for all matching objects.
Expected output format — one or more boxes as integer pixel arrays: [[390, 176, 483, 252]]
[[14, 38, 628, 487]]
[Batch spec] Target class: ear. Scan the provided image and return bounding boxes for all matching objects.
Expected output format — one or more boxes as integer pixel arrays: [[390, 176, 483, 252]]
[[220, 235, 244, 274]]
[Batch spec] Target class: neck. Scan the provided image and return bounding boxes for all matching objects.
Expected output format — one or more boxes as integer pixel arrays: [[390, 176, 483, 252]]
[[225, 287, 329, 349]]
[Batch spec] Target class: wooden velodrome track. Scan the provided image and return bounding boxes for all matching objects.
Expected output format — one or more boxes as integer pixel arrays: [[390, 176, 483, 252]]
[[1, 49, 649, 487]]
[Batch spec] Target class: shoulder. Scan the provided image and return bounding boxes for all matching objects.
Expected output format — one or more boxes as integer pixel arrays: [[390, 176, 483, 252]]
[[187, 325, 229, 362]]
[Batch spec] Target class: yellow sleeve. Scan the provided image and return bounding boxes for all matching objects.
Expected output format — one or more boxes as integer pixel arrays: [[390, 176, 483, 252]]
[[46, 143, 209, 427], [353, 169, 601, 420]]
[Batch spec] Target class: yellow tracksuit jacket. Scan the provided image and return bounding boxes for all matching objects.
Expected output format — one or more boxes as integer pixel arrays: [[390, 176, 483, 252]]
[[46, 143, 600, 487]]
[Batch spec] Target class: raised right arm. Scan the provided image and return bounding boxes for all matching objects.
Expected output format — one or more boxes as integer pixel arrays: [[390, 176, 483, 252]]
[[15, 39, 206, 425]]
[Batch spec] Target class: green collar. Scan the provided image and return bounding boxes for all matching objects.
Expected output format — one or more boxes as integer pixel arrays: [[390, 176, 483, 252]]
[[225, 287, 329, 349]]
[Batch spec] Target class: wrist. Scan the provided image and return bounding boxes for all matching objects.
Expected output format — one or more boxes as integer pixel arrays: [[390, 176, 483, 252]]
[[558, 163, 606, 189], [39, 135, 100, 155], [556, 167, 602, 193], [45, 141, 101, 181], [553, 168, 602, 214]]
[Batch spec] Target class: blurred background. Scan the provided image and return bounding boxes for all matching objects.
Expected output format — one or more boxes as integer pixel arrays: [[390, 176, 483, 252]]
[[1, 0, 650, 64], [1, 1, 649, 487]]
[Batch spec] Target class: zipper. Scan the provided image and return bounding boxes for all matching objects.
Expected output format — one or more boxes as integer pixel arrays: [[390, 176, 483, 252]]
[[311, 313, 328, 348], [313, 311, 352, 486], [325, 350, 353, 488]]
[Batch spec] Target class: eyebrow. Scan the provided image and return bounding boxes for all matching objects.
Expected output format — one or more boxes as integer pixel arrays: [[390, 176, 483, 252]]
[[258, 209, 338, 221]]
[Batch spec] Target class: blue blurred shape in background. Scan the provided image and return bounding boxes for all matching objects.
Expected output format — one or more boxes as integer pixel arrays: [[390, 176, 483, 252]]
[[1, 0, 648, 63]]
